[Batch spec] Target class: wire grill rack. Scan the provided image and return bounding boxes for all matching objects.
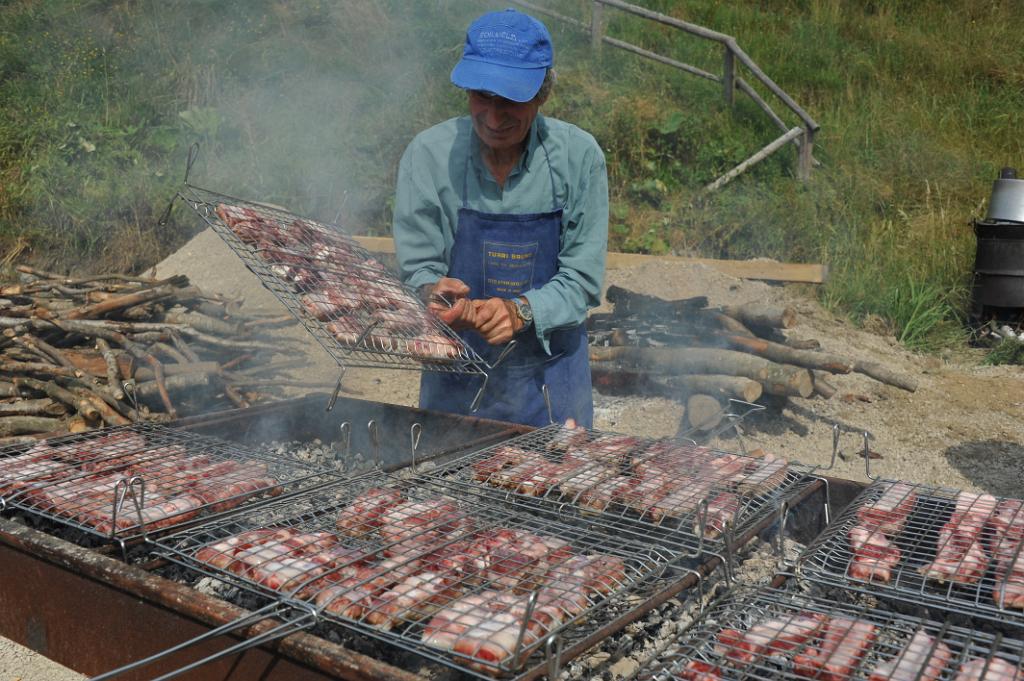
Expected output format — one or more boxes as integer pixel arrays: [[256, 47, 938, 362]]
[[417, 422, 816, 556], [176, 183, 487, 375], [797, 479, 1024, 624], [0, 423, 338, 541], [153, 475, 682, 679], [637, 585, 1024, 681]]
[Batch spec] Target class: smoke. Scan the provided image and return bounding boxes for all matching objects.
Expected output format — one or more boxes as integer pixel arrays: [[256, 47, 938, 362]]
[[157, 0, 494, 232]]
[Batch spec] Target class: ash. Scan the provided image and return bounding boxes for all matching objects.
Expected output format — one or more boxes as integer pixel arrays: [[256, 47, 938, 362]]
[[558, 537, 806, 680], [258, 439, 378, 477]]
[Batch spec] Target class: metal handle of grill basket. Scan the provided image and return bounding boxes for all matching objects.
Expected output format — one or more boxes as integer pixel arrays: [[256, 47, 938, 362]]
[[88, 602, 316, 681]]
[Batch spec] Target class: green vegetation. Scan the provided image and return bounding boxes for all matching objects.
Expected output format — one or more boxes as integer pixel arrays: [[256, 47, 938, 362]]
[[984, 338, 1024, 366], [2, 0, 1022, 351]]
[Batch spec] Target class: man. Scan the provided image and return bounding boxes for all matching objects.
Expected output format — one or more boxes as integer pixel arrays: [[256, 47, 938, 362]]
[[393, 8, 608, 428]]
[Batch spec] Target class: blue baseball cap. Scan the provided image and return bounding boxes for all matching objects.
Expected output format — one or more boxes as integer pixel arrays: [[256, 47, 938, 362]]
[[450, 8, 553, 103]]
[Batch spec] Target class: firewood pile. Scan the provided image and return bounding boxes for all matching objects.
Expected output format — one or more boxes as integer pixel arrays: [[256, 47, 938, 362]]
[[588, 286, 918, 432], [0, 266, 302, 444]]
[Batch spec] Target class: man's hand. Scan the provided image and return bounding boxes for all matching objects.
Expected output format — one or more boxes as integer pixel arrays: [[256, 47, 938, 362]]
[[473, 297, 523, 345], [425, 277, 476, 330]]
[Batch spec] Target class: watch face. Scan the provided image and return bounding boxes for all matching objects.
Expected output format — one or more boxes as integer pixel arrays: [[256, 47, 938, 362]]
[[518, 300, 533, 322]]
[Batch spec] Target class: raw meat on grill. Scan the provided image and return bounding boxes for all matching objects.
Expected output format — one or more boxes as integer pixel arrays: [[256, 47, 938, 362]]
[[920, 493, 993, 585], [566, 433, 641, 466], [300, 286, 364, 321], [792, 616, 877, 681], [989, 498, 1024, 609], [335, 486, 405, 536], [736, 454, 790, 498], [577, 475, 632, 513], [378, 498, 474, 558], [471, 446, 534, 482], [646, 478, 714, 523], [490, 452, 550, 489], [857, 482, 917, 535], [364, 570, 453, 629], [716, 612, 827, 664], [697, 492, 741, 539], [674, 660, 724, 681], [868, 629, 952, 681], [400, 334, 463, 361], [462, 529, 569, 591], [422, 590, 540, 674], [556, 460, 619, 502], [954, 657, 1022, 681], [547, 553, 627, 596], [544, 422, 590, 453], [848, 524, 902, 583], [370, 307, 428, 335]]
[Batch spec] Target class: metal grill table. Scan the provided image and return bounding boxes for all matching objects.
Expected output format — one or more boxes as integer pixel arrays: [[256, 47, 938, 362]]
[[417, 422, 817, 557], [636, 586, 1024, 681], [153, 474, 685, 679], [0, 423, 340, 542], [797, 479, 1024, 625], [176, 183, 488, 376]]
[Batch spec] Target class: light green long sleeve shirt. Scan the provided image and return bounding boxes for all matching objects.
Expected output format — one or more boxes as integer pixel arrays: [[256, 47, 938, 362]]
[[392, 114, 608, 353]]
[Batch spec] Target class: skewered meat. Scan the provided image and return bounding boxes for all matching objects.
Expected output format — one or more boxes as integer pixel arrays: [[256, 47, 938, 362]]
[[848, 524, 902, 583], [954, 657, 1022, 681], [920, 495, 993, 585], [857, 482, 917, 535], [868, 629, 951, 681], [792, 617, 877, 681], [335, 486, 405, 536], [716, 613, 827, 664]]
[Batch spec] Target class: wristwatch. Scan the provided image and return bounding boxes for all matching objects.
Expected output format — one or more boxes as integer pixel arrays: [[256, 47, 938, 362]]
[[511, 297, 534, 328]]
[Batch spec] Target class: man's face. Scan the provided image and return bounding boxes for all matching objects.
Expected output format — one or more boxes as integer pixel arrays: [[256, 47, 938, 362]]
[[468, 90, 543, 153]]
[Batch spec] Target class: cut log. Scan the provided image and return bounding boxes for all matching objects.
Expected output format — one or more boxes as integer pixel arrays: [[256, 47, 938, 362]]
[[762, 364, 814, 398], [593, 346, 806, 393], [134, 372, 213, 400], [0, 381, 20, 398], [12, 377, 99, 421], [0, 416, 64, 437], [853, 361, 918, 392], [162, 308, 242, 337], [722, 303, 797, 330], [663, 374, 762, 402], [605, 286, 708, 318], [62, 283, 187, 320], [720, 334, 855, 374], [61, 349, 135, 378], [686, 394, 723, 432], [812, 371, 837, 399], [134, 361, 221, 381], [0, 399, 66, 417]]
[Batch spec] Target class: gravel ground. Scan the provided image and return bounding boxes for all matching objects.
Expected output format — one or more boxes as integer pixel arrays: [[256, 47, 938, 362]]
[[0, 638, 85, 681], [155, 228, 1024, 497]]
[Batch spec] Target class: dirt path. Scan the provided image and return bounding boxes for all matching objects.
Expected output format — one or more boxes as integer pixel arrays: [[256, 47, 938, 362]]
[[155, 230, 1024, 496], [0, 637, 85, 681]]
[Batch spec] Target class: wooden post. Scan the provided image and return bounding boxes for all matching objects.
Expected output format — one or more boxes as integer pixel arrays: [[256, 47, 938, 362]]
[[798, 127, 815, 181], [722, 45, 735, 108], [591, 1, 605, 54]]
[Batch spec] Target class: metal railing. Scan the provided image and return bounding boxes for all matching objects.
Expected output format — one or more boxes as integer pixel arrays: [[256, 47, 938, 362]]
[[510, 0, 821, 192]]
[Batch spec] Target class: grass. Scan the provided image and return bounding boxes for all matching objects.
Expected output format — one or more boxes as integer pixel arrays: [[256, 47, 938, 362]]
[[1, 0, 1022, 353], [984, 338, 1024, 366]]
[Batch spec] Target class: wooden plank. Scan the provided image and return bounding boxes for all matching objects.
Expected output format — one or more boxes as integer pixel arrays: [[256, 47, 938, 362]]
[[352, 236, 828, 284]]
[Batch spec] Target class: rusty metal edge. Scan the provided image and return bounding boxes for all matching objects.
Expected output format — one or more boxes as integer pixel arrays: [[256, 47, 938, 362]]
[[0, 516, 423, 681]]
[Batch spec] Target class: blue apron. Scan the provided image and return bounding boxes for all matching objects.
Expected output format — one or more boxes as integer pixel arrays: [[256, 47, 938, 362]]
[[419, 139, 593, 428]]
